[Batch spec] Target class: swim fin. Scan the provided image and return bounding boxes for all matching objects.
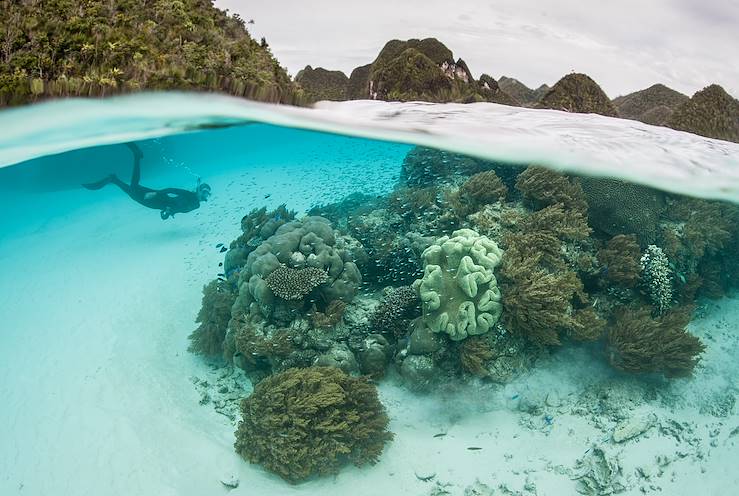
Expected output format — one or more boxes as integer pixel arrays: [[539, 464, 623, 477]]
[[82, 174, 116, 190]]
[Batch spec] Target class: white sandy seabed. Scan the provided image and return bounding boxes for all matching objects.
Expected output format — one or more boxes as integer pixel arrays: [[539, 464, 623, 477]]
[[0, 161, 737, 496]]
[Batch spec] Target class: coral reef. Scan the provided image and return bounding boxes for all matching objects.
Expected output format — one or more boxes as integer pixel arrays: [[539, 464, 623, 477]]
[[606, 307, 705, 377], [658, 197, 739, 300], [498, 180, 603, 346], [188, 280, 237, 357], [310, 300, 347, 329], [515, 167, 588, 213], [230, 323, 295, 375], [231, 216, 363, 324], [234, 367, 393, 483], [264, 266, 329, 300], [579, 177, 665, 245], [347, 210, 427, 285], [413, 229, 504, 341], [454, 170, 508, 216], [368, 286, 421, 338], [458, 336, 495, 377], [518, 203, 591, 242], [400, 146, 489, 188], [597, 235, 641, 287], [500, 260, 589, 346], [227, 205, 295, 274], [640, 245, 673, 314]]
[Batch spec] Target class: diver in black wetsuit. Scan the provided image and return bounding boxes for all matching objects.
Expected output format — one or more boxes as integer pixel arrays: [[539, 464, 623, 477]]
[[83, 143, 211, 219]]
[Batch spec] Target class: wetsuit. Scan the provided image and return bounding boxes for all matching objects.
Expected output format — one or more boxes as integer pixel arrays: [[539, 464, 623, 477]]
[[83, 143, 209, 219]]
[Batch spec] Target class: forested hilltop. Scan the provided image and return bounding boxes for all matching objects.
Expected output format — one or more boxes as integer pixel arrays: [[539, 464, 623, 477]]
[[0, 0, 302, 106]]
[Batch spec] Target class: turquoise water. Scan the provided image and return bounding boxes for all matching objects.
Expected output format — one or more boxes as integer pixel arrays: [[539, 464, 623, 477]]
[[0, 94, 737, 495]]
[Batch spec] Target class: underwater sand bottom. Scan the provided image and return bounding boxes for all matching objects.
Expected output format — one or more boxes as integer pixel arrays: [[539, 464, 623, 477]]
[[0, 187, 737, 496]]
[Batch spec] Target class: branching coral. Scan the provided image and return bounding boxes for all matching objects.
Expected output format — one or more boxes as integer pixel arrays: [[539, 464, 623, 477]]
[[368, 286, 421, 337], [640, 245, 673, 314], [606, 306, 705, 377], [188, 280, 237, 357], [264, 265, 329, 300], [234, 367, 393, 484], [597, 235, 641, 287], [515, 167, 588, 213], [413, 229, 504, 340]]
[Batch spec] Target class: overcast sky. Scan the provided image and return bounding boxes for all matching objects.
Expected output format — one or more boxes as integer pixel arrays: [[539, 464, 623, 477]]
[[217, 0, 738, 98]]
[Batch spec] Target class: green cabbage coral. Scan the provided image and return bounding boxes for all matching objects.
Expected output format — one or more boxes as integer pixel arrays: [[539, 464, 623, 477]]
[[234, 367, 393, 484], [412, 228, 504, 340]]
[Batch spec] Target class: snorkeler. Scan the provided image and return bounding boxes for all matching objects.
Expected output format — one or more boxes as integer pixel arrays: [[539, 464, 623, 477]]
[[83, 143, 211, 219]]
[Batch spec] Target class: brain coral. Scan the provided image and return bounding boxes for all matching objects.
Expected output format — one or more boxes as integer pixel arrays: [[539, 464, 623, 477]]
[[412, 228, 504, 340], [579, 177, 665, 245], [232, 216, 363, 323]]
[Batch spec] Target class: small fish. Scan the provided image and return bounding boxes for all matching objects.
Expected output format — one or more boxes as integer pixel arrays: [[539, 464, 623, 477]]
[[218, 262, 223, 267], [217, 273, 225, 278], [433, 433, 446, 438], [264, 194, 271, 199], [511, 394, 519, 400], [467, 447, 482, 451], [216, 243, 224, 248], [220, 246, 227, 253]]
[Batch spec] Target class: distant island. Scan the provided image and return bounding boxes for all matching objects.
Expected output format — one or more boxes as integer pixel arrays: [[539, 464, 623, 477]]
[[1, 3, 736, 143], [0, 0, 302, 105], [297, 38, 738, 143]]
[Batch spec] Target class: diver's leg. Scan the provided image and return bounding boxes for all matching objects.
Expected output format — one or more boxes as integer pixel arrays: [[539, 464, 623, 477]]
[[109, 175, 133, 196], [82, 176, 114, 190], [125, 143, 143, 186]]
